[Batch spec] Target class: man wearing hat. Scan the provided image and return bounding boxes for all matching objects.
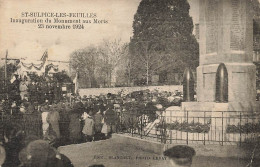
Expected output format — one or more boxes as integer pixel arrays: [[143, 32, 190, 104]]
[[163, 145, 196, 167], [19, 140, 73, 167]]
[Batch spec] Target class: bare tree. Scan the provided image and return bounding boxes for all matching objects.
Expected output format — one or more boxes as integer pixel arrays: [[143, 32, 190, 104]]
[[70, 39, 130, 88], [132, 41, 173, 85], [70, 46, 100, 88], [100, 39, 128, 87]]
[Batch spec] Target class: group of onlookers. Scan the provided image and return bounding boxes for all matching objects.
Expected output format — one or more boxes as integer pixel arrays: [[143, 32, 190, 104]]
[[0, 87, 183, 167], [6, 74, 64, 107]]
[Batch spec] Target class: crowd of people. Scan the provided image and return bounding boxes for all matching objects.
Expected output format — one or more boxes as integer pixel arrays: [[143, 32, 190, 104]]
[[6, 74, 65, 106], [0, 73, 184, 166]]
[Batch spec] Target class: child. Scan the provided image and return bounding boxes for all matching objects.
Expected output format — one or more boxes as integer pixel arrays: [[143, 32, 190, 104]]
[[82, 111, 95, 142]]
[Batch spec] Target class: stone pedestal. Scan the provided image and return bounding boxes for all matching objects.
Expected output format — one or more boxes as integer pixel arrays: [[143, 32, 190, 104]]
[[196, 63, 256, 108], [194, 0, 257, 112], [178, 0, 259, 145]]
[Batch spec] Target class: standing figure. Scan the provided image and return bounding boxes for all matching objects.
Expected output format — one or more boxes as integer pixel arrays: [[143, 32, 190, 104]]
[[47, 82, 54, 104], [93, 109, 103, 139], [54, 82, 61, 102], [41, 101, 50, 136], [19, 81, 28, 101], [69, 109, 81, 144], [82, 111, 95, 142], [46, 105, 60, 139], [9, 75, 21, 104], [102, 103, 117, 137], [29, 81, 37, 103]]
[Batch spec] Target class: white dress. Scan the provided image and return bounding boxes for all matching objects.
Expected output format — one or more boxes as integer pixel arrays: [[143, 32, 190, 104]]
[[42, 112, 49, 135]]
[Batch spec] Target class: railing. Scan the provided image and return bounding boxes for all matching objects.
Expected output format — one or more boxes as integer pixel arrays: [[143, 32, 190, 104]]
[[116, 110, 260, 146], [0, 110, 259, 146], [0, 113, 71, 142]]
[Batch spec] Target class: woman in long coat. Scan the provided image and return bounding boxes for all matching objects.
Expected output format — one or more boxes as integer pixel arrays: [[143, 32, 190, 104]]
[[46, 105, 60, 139], [102, 104, 117, 137], [93, 110, 103, 134], [69, 108, 82, 144]]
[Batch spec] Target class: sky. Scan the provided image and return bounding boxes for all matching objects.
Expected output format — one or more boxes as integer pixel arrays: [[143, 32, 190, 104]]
[[0, 0, 200, 62]]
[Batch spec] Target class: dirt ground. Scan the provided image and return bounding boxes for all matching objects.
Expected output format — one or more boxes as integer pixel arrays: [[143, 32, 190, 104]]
[[58, 137, 259, 167]]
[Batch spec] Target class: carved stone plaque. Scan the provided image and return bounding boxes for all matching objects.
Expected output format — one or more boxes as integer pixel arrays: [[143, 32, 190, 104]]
[[230, 0, 245, 51], [206, 0, 218, 54]]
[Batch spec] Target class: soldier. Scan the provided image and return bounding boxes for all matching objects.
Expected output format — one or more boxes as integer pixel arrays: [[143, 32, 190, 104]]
[[163, 145, 196, 167]]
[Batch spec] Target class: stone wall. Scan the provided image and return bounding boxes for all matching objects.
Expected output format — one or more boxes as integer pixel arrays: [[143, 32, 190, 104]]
[[79, 85, 183, 96]]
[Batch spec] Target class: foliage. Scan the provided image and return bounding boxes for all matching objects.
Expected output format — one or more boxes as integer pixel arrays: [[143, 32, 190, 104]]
[[0, 63, 18, 81], [129, 0, 199, 85], [226, 121, 260, 133], [70, 40, 129, 88], [157, 121, 211, 133], [53, 71, 72, 83], [70, 46, 100, 88], [0, 63, 18, 94], [27, 73, 43, 82], [98, 40, 129, 87], [255, 62, 260, 90], [252, 0, 260, 19]]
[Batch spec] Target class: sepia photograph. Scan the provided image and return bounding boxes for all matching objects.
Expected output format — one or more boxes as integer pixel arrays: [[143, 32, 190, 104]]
[[0, 0, 260, 166]]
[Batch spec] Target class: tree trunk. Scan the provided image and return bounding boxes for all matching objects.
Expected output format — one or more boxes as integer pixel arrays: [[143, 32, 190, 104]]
[[128, 69, 131, 87], [110, 68, 117, 87], [127, 60, 131, 87], [109, 70, 112, 87], [89, 72, 96, 88], [146, 61, 149, 86]]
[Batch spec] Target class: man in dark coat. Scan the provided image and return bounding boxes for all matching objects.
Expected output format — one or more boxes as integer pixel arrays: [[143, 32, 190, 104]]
[[29, 81, 37, 103], [47, 82, 54, 105], [102, 103, 117, 137], [69, 108, 82, 144], [9, 75, 21, 104]]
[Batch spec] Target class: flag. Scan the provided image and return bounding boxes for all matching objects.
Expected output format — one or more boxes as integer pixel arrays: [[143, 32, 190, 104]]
[[41, 50, 48, 73], [73, 72, 79, 95], [10, 75, 16, 84], [41, 50, 48, 62]]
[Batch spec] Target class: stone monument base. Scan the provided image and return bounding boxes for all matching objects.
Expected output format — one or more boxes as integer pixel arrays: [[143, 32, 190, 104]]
[[196, 63, 256, 105], [181, 101, 260, 112]]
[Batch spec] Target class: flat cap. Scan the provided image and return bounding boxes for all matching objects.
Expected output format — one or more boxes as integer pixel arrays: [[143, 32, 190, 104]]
[[163, 145, 195, 159]]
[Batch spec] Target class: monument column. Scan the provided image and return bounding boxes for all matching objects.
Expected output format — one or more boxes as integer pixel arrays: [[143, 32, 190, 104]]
[[196, 0, 256, 111]]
